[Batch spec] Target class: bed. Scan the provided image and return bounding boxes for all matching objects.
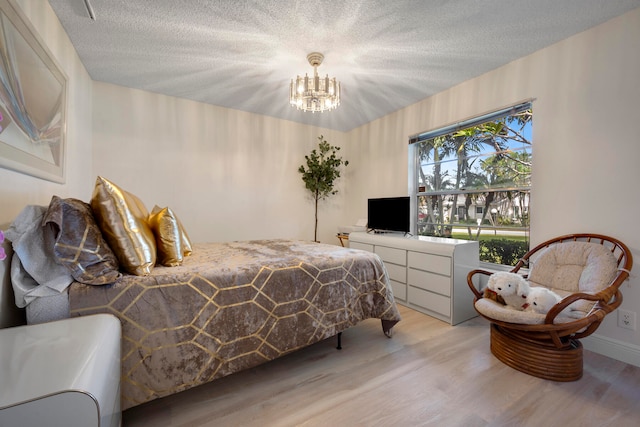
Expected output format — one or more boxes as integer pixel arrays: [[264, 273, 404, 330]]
[[4, 200, 400, 410], [68, 239, 400, 409]]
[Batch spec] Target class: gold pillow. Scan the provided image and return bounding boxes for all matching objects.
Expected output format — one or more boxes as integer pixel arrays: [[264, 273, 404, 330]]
[[149, 206, 184, 267], [90, 176, 156, 275], [178, 214, 193, 257], [148, 206, 193, 266]]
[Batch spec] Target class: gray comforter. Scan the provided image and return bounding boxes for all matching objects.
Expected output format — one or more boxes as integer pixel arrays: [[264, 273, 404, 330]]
[[69, 239, 401, 409]]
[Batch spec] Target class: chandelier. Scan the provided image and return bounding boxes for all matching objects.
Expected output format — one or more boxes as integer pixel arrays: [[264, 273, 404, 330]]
[[290, 52, 341, 113]]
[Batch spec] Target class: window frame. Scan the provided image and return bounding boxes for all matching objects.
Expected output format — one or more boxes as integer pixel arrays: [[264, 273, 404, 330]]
[[408, 101, 533, 266]]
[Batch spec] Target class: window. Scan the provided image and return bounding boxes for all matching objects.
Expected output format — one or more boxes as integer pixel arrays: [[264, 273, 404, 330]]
[[408, 102, 533, 266]]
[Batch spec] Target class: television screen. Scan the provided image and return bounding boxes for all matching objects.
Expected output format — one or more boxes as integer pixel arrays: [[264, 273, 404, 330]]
[[367, 197, 410, 233]]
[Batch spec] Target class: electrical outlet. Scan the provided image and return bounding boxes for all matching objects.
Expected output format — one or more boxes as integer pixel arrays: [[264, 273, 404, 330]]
[[618, 309, 636, 331]]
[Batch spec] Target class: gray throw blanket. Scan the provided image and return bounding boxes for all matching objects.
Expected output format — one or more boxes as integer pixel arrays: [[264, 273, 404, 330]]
[[5, 205, 73, 309]]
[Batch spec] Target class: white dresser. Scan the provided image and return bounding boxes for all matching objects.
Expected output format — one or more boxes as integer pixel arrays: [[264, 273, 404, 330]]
[[0, 314, 121, 427], [349, 232, 479, 325]]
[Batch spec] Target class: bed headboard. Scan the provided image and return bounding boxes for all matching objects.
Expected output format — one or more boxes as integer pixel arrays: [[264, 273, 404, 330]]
[[1, 229, 25, 328]]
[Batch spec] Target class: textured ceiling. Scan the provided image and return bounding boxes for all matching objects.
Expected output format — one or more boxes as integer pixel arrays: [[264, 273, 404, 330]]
[[48, 0, 640, 132]]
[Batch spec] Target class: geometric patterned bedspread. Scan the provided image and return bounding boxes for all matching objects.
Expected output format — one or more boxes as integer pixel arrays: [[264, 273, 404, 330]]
[[69, 239, 401, 410]]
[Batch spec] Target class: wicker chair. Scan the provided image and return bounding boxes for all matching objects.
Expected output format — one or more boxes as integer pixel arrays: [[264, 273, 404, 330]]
[[467, 233, 633, 381]]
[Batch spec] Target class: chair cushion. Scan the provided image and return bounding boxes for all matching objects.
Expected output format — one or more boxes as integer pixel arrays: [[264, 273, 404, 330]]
[[526, 241, 618, 312], [475, 298, 580, 325], [476, 240, 619, 324]]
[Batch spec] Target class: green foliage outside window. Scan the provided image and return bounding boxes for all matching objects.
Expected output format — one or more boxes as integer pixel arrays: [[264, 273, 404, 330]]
[[479, 239, 529, 266], [412, 104, 532, 265]]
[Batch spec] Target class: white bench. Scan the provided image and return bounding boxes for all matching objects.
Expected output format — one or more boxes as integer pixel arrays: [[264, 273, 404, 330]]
[[0, 314, 121, 427]]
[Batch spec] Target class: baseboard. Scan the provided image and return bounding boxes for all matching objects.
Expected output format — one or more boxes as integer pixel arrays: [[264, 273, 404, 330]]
[[582, 334, 640, 368]]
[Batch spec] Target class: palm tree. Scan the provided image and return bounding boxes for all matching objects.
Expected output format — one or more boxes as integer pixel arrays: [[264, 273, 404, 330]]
[[417, 110, 532, 237]]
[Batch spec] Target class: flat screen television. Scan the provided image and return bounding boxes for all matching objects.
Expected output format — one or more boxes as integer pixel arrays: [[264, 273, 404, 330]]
[[367, 196, 410, 233]]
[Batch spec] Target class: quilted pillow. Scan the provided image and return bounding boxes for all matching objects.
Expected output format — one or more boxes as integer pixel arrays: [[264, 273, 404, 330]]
[[43, 196, 121, 285], [90, 176, 156, 276], [148, 205, 192, 266], [527, 241, 618, 311]]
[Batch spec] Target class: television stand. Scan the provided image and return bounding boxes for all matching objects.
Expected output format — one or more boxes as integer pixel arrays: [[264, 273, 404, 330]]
[[348, 232, 478, 325], [369, 229, 408, 236]]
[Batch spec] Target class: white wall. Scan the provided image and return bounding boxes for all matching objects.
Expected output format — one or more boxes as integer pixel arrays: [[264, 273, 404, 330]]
[[91, 83, 350, 245], [346, 8, 640, 363], [0, 0, 94, 222], [0, 0, 94, 326]]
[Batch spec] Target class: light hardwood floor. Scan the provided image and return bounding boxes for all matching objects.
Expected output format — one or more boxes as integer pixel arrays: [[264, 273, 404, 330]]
[[123, 305, 640, 426]]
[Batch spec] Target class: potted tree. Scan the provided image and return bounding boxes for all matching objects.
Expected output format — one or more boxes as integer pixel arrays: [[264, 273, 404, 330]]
[[299, 135, 349, 242]]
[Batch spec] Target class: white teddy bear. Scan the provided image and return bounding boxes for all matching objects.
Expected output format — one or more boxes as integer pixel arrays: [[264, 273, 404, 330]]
[[486, 271, 530, 311], [525, 287, 583, 319]]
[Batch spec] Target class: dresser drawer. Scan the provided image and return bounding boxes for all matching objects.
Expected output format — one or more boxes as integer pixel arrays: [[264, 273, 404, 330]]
[[375, 246, 406, 266], [408, 286, 451, 317], [408, 251, 451, 276], [408, 268, 451, 296], [389, 279, 407, 301], [385, 262, 407, 283], [350, 241, 373, 253]]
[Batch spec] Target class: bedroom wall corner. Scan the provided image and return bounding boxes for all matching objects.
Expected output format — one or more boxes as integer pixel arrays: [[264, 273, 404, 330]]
[[0, 238, 24, 328]]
